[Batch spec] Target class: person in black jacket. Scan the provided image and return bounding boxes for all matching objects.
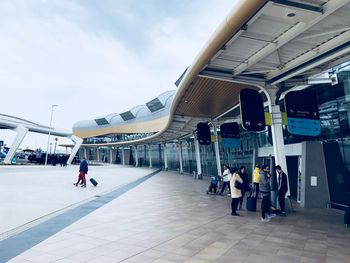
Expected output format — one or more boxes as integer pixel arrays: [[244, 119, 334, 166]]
[[74, 157, 88, 188], [238, 166, 250, 210], [276, 165, 288, 214]]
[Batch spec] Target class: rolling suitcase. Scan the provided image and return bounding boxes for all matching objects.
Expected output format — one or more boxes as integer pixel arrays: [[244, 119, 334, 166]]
[[90, 178, 98, 187], [246, 196, 257, 212]]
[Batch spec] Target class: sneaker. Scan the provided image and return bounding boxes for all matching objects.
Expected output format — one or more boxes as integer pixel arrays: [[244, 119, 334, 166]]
[[261, 217, 270, 222], [73, 183, 78, 186], [267, 214, 276, 219], [279, 212, 287, 217], [81, 185, 86, 188], [231, 212, 240, 216]]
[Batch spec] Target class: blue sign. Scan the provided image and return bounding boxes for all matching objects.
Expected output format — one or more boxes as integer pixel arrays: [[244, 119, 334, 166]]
[[287, 118, 321, 136], [221, 138, 240, 149], [285, 90, 320, 137]]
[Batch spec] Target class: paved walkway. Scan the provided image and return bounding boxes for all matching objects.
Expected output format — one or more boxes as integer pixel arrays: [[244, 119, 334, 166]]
[[0, 165, 153, 234], [3, 171, 350, 263]]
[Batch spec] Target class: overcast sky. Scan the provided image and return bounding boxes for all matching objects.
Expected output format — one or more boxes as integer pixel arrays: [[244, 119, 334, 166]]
[[0, 0, 235, 150]]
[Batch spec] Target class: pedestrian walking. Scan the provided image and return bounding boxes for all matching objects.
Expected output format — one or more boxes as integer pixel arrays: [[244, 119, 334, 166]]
[[229, 167, 243, 216], [259, 165, 276, 222], [74, 156, 88, 187], [220, 164, 231, 195]]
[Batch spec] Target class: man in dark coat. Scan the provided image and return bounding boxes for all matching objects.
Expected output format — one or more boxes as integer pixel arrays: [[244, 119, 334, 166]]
[[276, 165, 288, 214]]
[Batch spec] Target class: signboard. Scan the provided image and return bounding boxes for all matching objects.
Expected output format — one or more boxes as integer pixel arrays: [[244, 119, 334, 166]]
[[197, 122, 211, 145], [220, 122, 240, 148], [239, 89, 266, 131], [285, 90, 321, 136]]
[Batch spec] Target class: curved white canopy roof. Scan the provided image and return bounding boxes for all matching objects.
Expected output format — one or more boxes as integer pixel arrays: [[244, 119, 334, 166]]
[[73, 0, 350, 146]]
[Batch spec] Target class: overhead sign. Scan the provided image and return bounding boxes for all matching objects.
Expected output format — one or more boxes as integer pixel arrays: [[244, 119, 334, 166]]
[[284, 90, 321, 136], [239, 89, 266, 131], [197, 122, 211, 145]]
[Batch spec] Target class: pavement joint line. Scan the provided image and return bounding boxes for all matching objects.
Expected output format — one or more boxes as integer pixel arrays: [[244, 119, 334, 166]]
[[117, 212, 232, 263], [0, 174, 142, 241], [0, 168, 161, 263]]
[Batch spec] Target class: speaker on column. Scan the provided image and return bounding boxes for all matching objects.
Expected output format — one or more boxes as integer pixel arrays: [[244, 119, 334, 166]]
[[197, 122, 211, 145]]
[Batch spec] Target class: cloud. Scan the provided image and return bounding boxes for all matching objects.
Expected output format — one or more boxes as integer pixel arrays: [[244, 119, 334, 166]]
[[0, 0, 234, 149]]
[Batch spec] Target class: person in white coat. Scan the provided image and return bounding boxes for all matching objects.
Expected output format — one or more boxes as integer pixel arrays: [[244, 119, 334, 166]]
[[229, 167, 243, 216], [220, 164, 231, 195]]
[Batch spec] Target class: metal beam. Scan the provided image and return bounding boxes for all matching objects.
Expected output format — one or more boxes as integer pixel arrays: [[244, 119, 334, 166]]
[[297, 27, 350, 41], [271, 0, 323, 13], [266, 0, 350, 82], [233, 22, 309, 76], [269, 38, 350, 85], [234, 0, 349, 77]]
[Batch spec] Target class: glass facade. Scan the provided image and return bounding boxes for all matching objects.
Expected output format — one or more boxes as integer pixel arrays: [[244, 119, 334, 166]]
[[279, 70, 350, 208], [79, 69, 350, 209]]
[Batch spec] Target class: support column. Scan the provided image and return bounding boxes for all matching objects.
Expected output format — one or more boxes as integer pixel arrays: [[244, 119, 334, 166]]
[[194, 135, 202, 178], [134, 146, 139, 167], [122, 147, 125, 166], [4, 125, 28, 164], [148, 145, 152, 168], [96, 147, 100, 162], [266, 86, 290, 196], [178, 141, 183, 174], [67, 135, 83, 165], [109, 148, 113, 164], [212, 123, 222, 177], [163, 143, 168, 171], [83, 147, 87, 159]]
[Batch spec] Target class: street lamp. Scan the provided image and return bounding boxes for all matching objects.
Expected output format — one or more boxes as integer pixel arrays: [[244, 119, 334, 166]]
[[45, 104, 58, 166]]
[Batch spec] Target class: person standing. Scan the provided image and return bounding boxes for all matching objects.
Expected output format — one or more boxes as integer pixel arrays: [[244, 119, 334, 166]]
[[238, 166, 250, 210], [220, 164, 231, 195], [74, 156, 88, 187], [276, 165, 288, 215], [252, 164, 260, 198], [270, 167, 278, 208], [229, 167, 243, 216], [259, 165, 275, 222]]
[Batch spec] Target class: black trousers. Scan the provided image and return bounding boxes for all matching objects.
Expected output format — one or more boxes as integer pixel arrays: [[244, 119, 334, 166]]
[[253, 183, 259, 198], [278, 191, 287, 212], [220, 181, 230, 194], [261, 195, 271, 219], [231, 198, 240, 214], [239, 188, 247, 207]]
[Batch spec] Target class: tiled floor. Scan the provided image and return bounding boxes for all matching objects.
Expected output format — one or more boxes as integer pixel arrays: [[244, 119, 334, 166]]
[[5, 171, 350, 263]]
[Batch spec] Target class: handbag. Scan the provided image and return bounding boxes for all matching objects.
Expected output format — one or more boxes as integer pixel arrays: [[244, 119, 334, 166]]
[[234, 180, 242, 190]]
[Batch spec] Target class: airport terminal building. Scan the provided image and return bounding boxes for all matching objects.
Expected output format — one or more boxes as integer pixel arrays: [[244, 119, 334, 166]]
[[70, 0, 350, 211]]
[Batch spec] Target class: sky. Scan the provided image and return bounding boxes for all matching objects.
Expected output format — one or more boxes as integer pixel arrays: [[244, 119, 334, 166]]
[[0, 0, 235, 151]]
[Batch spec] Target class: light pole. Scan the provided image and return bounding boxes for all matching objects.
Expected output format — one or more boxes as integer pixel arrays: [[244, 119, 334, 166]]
[[53, 138, 58, 154], [45, 104, 58, 166]]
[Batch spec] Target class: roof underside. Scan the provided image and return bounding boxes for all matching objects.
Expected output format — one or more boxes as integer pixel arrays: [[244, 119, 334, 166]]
[[202, 0, 350, 85]]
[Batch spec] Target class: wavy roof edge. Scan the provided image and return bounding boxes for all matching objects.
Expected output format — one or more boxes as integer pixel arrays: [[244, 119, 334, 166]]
[[72, 90, 176, 137]]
